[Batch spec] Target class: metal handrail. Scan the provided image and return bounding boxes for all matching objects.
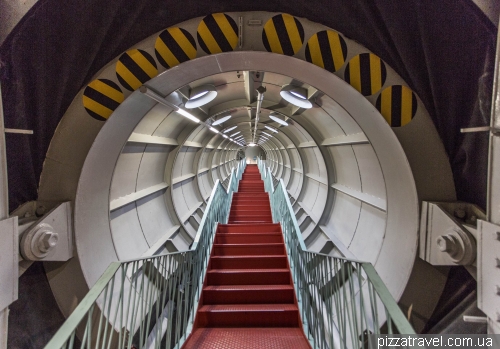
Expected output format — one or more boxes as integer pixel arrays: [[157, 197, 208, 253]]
[[44, 159, 246, 349], [257, 158, 414, 349]]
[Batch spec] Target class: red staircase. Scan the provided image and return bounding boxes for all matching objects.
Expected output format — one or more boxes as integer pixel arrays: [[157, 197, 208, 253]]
[[182, 164, 311, 349]]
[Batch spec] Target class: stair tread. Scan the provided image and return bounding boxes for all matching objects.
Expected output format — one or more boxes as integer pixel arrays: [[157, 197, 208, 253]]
[[204, 285, 294, 291], [213, 243, 283, 247], [208, 268, 289, 273], [219, 223, 279, 227], [211, 255, 285, 258], [216, 233, 281, 236], [183, 328, 311, 349], [199, 304, 298, 312]]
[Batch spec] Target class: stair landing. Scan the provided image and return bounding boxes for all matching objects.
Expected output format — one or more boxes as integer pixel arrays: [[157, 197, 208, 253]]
[[182, 164, 310, 349]]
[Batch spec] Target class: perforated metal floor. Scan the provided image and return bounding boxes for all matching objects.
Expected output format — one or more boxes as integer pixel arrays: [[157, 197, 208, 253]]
[[183, 328, 311, 349]]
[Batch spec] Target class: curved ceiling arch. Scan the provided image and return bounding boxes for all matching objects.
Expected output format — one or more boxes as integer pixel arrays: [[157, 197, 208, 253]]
[[33, 12, 457, 330]]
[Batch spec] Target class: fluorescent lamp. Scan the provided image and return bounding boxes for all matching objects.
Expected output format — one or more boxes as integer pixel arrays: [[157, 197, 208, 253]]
[[224, 126, 237, 133], [139, 87, 201, 123], [212, 114, 232, 125], [209, 127, 219, 133], [185, 85, 217, 108], [262, 132, 273, 137], [265, 125, 278, 133], [280, 85, 312, 109], [222, 134, 228, 138], [248, 143, 256, 147], [230, 131, 241, 137], [176, 108, 201, 123], [269, 114, 289, 126]]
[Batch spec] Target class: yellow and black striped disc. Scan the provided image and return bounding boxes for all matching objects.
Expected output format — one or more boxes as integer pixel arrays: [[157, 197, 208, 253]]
[[197, 13, 238, 54], [376, 85, 417, 127], [262, 14, 304, 56], [155, 27, 197, 69], [115, 49, 158, 91], [83, 79, 124, 121], [344, 53, 387, 96], [305, 30, 347, 73]]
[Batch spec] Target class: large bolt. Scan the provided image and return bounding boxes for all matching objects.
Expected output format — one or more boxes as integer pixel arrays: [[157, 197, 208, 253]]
[[454, 209, 466, 219], [37, 231, 59, 253], [437, 235, 457, 253]]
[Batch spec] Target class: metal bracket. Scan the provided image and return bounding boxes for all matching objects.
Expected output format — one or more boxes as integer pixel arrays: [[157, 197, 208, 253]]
[[420, 201, 485, 266], [460, 126, 500, 135], [477, 220, 500, 325], [19, 202, 73, 261], [0, 217, 18, 311]]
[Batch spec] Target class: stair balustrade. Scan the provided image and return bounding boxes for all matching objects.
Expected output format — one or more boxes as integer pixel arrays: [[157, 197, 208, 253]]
[[43, 160, 246, 349], [258, 158, 415, 349]]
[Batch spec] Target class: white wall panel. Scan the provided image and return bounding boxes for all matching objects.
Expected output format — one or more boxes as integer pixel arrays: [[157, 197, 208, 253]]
[[310, 183, 328, 222], [181, 177, 202, 211], [136, 144, 172, 191], [325, 192, 361, 246], [136, 189, 176, 246], [328, 146, 361, 190], [110, 203, 149, 259], [348, 204, 386, 263], [299, 179, 319, 215], [110, 143, 146, 201], [353, 145, 386, 201]]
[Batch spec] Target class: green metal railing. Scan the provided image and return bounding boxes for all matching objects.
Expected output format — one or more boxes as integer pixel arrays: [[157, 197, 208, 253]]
[[258, 158, 415, 349], [44, 160, 246, 349]]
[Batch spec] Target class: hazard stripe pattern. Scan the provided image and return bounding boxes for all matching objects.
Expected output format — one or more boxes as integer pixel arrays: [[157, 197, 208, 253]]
[[305, 30, 347, 72], [344, 53, 387, 96], [197, 13, 238, 54], [115, 49, 158, 91], [376, 85, 417, 127], [262, 14, 304, 56], [155, 27, 197, 69], [83, 79, 124, 121]]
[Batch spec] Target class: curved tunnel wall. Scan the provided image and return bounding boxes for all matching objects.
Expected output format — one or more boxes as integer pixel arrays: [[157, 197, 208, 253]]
[[2, 7, 494, 338]]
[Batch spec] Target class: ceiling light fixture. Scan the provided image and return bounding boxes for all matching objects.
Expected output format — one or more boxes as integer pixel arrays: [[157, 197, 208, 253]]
[[269, 114, 289, 126], [262, 132, 273, 138], [212, 114, 232, 126], [224, 126, 237, 133], [248, 143, 256, 147], [209, 127, 219, 133], [140, 86, 200, 123], [264, 125, 278, 133], [231, 131, 241, 137], [280, 85, 312, 109], [185, 84, 217, 108], [176, 108, 201, 123]]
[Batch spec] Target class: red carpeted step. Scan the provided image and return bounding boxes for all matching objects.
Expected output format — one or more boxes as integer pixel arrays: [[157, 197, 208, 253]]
[[212, 243, 284, 256], [210, 255, 288, 269], [228, 219, 274, 224], [206, 269, 291, 285], [229, 213, 273, 220], [217, 223, 281, 234], [182, 328, 311, 349], [215, 232, 282, 244], [197, 304, 300, 327], [203, 285, 295, 304]]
